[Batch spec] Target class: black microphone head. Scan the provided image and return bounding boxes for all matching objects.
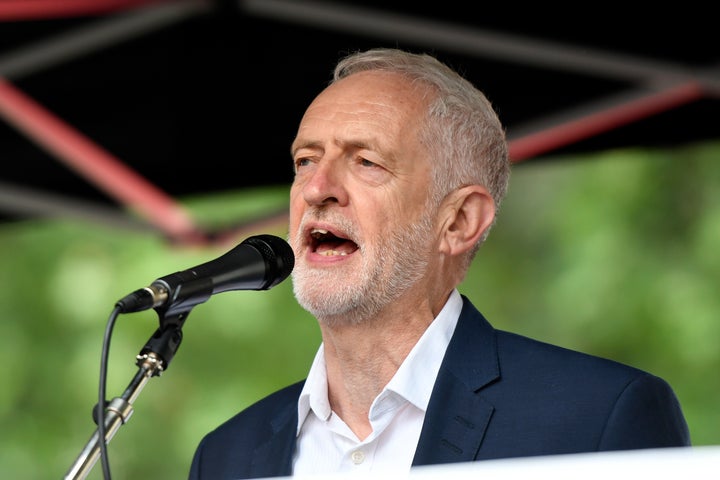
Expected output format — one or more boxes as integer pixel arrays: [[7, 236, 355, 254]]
[[241, 234, 295, 290]]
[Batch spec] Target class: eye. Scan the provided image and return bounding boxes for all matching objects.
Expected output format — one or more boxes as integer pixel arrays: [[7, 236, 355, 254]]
[[295, 157, 311, 170], [354, 154, 390, 185]]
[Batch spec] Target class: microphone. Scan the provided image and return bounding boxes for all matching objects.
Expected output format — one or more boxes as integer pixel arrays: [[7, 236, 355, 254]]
[[115, 234, 295, 315]]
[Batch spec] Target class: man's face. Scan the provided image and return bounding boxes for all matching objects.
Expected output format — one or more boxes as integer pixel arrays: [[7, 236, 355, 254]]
[[288, 71, 437, 325]]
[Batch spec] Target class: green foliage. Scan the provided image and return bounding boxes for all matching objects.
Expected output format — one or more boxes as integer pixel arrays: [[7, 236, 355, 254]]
[[1, 143, 719, 479]]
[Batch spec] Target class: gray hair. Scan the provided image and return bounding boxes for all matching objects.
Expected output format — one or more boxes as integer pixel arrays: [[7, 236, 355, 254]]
[[332, 48, 510, 253]]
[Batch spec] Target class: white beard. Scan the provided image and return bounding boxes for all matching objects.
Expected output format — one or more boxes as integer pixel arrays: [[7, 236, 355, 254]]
[[291, 208, 435, 327]]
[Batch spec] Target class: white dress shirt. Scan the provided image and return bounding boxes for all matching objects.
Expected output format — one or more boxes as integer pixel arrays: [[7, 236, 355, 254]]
[[292, 289, 463, 476]]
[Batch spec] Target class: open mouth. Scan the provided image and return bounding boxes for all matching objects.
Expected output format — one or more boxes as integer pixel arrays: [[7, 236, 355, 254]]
[[310, 228, 359, 256]]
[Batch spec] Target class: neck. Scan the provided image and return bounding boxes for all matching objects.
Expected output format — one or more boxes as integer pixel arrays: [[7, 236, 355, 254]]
[[318, 290, 451, 439]]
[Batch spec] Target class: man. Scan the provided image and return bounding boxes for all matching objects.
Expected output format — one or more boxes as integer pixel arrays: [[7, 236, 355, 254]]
[[188, 48, 690, 479]]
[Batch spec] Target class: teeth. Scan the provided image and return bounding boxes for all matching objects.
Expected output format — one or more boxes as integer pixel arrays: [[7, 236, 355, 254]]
[[311, 228, 328, 238], [319, 250, 347, 256]]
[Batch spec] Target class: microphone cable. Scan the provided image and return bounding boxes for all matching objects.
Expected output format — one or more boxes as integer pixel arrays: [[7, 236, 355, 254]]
[[97, 305, 121, 480]]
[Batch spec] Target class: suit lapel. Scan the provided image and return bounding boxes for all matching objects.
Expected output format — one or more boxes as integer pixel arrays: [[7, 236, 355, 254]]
[[412, 296, 499, 465], [249, 394, 299, 478]]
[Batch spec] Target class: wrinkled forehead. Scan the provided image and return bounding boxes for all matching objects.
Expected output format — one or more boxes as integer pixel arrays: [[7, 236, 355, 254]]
[[295, 71, 431, 142], [312, 70, 431, 114]]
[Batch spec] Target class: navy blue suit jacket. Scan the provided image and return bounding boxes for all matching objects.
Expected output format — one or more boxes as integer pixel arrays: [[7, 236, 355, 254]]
[[188, 295, 690, 479]]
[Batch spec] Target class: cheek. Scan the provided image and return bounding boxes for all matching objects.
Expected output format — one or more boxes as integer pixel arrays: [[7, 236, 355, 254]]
[[360, 193, 403, 232], [387, 185, 427, 220]]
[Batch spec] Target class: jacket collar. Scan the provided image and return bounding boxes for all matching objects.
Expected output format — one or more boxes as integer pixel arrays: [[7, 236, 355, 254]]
[[412, 295, 499, 465]]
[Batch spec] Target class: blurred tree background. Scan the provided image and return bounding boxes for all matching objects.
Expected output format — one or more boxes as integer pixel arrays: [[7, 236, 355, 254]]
[[1, 141, 718, 479]]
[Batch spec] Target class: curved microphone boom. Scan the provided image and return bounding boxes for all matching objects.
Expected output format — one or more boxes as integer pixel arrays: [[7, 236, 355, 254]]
[[115, 234, 295, 315]]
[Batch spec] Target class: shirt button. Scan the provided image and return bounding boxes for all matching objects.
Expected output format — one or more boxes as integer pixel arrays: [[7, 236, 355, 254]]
[[351, 450, 365, 464]]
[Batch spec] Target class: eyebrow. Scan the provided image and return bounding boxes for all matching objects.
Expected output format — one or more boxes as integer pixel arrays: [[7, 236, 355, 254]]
[[292, 137, 376, 154], [290, 139, 322, 157]]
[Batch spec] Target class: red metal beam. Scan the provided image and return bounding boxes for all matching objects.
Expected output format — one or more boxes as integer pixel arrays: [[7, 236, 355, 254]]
[[509, 82, 706, 163], [0, 77, 204, 243], [0, 0, 176, 20]]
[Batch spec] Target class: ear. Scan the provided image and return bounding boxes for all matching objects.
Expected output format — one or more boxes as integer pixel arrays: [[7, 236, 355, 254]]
[[438, 185, 496, 256]]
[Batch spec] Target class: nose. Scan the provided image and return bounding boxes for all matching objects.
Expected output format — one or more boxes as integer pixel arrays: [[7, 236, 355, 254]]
[[301, 158, 349, 207]]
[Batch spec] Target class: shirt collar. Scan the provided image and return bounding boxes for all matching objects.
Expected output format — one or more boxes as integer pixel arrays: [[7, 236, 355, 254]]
[[297, 345, 332, 434], [383, 289, 462, 411], [297, 289, 463, 435]]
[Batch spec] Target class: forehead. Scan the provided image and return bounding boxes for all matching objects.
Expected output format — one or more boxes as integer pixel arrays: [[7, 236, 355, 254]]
[[293, 71, 430, 147]]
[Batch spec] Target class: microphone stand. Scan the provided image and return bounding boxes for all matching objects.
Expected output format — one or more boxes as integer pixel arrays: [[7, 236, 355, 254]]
[[65, 309, 190, 480]]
